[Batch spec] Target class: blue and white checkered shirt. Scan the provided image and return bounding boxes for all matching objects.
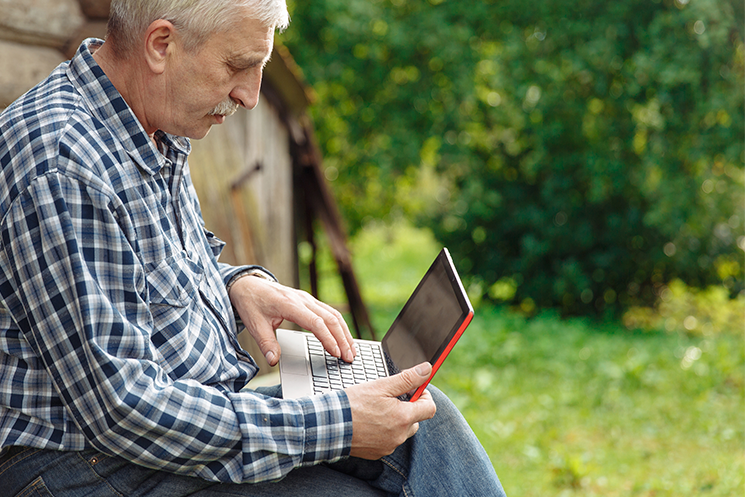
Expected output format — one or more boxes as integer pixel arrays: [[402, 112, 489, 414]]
[[0, 39, 352, 484]]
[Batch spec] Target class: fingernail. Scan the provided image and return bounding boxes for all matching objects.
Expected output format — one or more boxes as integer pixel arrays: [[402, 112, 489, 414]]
[[334, 346, 341, 358], [416, 363, 431, 376], [345, 349, 355, 363], [266, 351, 276, 364]]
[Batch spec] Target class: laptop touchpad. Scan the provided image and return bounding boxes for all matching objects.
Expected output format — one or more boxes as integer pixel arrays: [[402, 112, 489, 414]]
[[280, 354, 309, 375]]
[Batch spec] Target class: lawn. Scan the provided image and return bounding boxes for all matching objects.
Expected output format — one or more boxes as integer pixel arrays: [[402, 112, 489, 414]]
[[433, 307, 744, 496], [309, 221, 745, 496]]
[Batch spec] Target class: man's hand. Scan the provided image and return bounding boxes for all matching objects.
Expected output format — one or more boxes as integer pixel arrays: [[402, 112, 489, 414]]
[[345, 363, 437, 460], [228, 275, 356, 366]]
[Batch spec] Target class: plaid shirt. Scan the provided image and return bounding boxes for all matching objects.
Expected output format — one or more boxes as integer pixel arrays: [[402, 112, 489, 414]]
[[0, 39, 352, 484]]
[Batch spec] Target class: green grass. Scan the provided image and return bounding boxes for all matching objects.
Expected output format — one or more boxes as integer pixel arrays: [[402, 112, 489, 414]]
[[308, 221, 745, 496], [434, 307, 744, 496]]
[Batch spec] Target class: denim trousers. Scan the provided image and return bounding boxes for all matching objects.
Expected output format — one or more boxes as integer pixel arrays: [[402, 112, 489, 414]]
[[0, 386, 506, 497]]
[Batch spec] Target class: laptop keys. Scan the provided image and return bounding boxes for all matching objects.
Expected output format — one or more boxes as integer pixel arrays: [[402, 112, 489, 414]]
[[307, 337, 387, 394]]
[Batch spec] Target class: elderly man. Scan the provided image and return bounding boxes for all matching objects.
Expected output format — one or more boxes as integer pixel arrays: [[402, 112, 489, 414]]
[[0, 1, 505, 495]]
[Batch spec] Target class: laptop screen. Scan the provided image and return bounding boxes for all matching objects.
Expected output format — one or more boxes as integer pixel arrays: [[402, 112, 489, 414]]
[[381, 248, 472, 374]]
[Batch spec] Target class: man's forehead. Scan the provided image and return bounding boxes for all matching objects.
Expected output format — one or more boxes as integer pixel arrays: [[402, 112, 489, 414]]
[[219, 18, 274, 61]]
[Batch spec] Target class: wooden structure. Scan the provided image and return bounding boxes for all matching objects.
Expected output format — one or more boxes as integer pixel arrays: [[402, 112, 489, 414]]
[[0, 0, 375, 377]]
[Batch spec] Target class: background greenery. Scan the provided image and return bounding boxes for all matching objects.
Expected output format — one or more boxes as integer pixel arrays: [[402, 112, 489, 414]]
[[281, 2, 744, 495], [281, 0, 744, 315], [307, 223, 744, 497]]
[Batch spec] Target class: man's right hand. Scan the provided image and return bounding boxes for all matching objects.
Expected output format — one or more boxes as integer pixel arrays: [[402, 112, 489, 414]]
[[345, 362, 437, 460]]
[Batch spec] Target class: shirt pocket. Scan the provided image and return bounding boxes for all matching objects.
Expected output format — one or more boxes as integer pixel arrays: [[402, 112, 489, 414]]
[[145, 252, 204, 308], [143, 252, 236, 383]]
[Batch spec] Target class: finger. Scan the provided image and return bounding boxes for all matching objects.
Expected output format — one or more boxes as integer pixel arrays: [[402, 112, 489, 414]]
[[230, 276, 353, 362], [407, 389, 437, 424], [245, 320, 281, 366], [314, 300, 356, 357], [284, 294, 355, 361], [415, 388, 434, 404], [307, 299, 356, 361], [407, 422, 420, 440]]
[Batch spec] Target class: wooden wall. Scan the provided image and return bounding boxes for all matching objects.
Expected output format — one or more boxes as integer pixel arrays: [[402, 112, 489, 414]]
[[190, 99, 297, 287]]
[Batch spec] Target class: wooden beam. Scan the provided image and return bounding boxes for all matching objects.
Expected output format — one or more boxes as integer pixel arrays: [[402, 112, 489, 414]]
[[293, 117, 376, 340]]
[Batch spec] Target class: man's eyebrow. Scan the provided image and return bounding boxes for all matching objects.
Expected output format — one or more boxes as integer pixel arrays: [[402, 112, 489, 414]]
[[226, 53, 272, 69]]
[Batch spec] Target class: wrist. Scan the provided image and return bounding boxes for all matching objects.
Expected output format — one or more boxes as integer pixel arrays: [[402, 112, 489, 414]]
[[226, 268, 276, 298]]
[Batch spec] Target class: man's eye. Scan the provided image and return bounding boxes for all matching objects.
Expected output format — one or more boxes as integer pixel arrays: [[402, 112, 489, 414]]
[[229, 61, 261, 73]]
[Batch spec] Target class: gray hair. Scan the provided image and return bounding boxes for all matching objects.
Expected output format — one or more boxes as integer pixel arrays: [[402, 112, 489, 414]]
[[107, 0, 289, 55]]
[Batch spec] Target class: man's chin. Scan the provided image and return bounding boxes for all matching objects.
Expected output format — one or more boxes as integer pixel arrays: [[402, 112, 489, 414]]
[[185, 118, 223, 140], [193, 127, 212, 140], [163, 114, 229, 140]]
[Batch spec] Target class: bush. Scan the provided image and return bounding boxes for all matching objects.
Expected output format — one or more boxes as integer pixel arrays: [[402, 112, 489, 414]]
[[283, 0, 744, 315], [427, 0, 744, 314], [623, 279, 745, 336]]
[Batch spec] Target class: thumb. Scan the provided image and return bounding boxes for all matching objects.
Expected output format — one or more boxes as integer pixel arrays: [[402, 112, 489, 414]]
[[245, 321, 281, 366], [383, 362, 432, 397]]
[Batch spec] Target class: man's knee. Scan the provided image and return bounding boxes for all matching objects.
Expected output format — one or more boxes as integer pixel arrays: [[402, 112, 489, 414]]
[[421, 384, 473, 435], [426, 385, 461, 418]]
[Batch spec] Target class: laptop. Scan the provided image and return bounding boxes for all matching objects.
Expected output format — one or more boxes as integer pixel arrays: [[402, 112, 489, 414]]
[[277, 247, 473, 402]]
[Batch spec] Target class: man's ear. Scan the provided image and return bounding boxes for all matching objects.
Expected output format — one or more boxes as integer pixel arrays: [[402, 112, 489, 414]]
[[143, 19, 177, 75]]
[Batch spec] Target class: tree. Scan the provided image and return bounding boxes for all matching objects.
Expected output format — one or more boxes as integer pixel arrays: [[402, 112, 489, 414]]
[[282, 0, 744, 314]]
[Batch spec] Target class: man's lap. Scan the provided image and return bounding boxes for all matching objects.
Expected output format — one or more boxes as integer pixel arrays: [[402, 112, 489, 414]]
[[0, 385, 505, 497], [0, 445, 387, 497]]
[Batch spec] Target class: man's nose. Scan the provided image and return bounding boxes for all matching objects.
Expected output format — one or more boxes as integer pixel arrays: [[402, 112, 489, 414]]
[[230, 69, 263, 110]]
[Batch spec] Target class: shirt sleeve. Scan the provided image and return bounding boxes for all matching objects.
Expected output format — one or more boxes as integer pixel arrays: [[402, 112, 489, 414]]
[[220, 264, 278, 287], [0, 170, 352, 483]]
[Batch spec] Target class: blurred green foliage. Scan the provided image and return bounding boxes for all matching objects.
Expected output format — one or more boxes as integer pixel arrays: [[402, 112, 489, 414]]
[[310, 218, 744, 496], [281, 0, 744, 314], [299, 220, 442, 314], [434, 305, 744, 496], [623, 279, 745, 336]]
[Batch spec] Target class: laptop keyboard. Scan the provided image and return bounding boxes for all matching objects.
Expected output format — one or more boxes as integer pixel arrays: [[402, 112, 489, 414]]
[[307, 336, 388, 394]]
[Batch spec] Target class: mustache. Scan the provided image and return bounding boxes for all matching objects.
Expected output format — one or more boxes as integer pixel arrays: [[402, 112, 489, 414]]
[[209, 97, 240, 117]]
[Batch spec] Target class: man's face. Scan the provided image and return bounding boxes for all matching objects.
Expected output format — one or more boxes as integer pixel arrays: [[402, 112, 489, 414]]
[[159, 14, 274, 139]]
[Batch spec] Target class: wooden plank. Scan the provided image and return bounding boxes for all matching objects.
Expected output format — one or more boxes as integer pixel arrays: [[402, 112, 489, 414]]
[[291, 117, 377, 341]]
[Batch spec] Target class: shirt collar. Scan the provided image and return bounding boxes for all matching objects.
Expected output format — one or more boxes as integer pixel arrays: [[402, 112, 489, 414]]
[[66, 38, 192, 176]]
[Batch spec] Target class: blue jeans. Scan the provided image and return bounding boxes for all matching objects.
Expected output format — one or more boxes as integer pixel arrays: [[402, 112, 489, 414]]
[[0, 386, 506, 496]]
